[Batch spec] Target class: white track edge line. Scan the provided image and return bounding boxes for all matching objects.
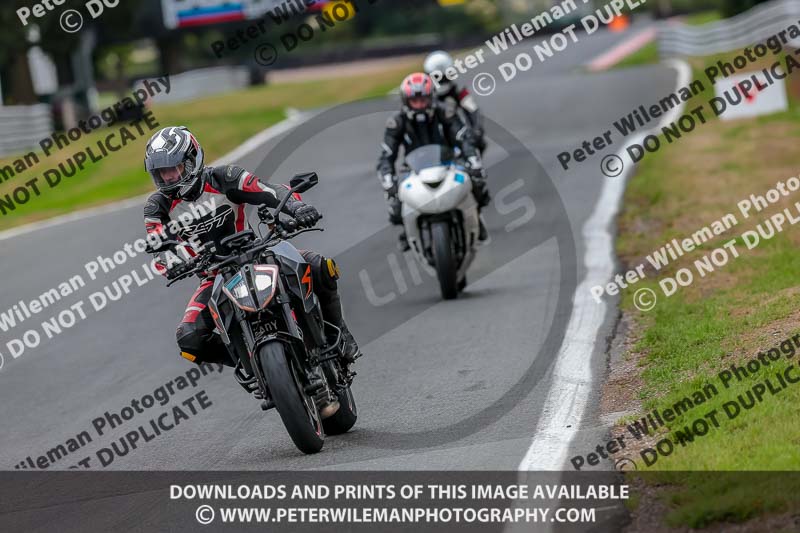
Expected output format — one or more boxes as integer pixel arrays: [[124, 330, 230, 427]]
[[518, 59, 692, 471]]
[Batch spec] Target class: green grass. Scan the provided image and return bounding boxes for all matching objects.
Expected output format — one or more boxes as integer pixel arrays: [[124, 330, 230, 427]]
[[631, 472, 800, 528], [0, 60, 418, 229], [619, 234, 800, 463], [617, 256, 800, 525], [686, 10, 722, 25], [615, 38, 800, 527], [614, 41, 659, 69]]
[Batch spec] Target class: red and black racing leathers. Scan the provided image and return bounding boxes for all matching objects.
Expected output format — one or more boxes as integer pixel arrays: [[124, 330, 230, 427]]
[[143, 164, 354, 366]]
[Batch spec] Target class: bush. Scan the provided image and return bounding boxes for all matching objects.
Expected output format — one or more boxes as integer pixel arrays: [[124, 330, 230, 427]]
[[656, 0, 723, 17], [721, 0, 772, 17]]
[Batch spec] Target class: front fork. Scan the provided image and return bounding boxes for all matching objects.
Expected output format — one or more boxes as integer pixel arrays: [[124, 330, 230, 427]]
[[236, 275, 330, 406]]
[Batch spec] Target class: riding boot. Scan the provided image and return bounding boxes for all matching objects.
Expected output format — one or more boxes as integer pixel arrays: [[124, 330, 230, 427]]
[[478, 214, 488, 242], [320, 292, 362, 364], [398, 232, 410, 252]]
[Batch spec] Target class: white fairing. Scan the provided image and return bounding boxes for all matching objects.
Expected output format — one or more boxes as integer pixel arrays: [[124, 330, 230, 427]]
[[398, 164, 480, 282]]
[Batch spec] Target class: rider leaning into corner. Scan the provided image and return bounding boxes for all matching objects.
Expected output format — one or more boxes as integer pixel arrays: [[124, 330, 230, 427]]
[[142, 126, 361, 370], [377, 72, 491, 251], [423, 50, 487, 153]]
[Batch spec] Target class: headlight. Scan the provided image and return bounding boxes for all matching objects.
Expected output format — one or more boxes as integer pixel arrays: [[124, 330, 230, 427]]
[[223, 272, 257, 312], [223, 266, 280, 312], [252, 265, 279, 309], [255, 272, 273, 291]]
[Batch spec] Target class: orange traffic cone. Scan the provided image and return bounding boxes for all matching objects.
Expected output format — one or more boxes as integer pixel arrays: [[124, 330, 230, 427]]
[[609, 15, 630, 32]]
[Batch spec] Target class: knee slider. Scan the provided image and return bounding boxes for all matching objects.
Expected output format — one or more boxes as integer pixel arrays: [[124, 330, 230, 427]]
[[176, 323, 213, 363], [175, 324, 203, 361], [305, 252, 339, 295], [319, 256, 340, 293]]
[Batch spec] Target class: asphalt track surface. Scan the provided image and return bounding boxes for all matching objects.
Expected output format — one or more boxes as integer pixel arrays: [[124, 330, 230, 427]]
[[0, 23, 678, 478]]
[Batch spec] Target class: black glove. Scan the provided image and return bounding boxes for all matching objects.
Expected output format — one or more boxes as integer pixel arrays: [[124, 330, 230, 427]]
[[257, 204, 275, 224], [289, 202, 322, 228], [464, 156, 489, 207], [380, 173, 397, 196], [165, 260, 193, 281], [278, 217, 297, 235], [469, 167, 487, 180], [466, 155, 485, 179]]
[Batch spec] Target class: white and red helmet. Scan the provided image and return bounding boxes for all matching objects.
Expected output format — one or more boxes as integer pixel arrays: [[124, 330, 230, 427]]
[[400, 73, 435, 116]]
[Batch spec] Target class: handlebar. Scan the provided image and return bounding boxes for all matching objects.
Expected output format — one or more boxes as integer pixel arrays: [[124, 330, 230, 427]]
[[164, 224, 324, 287], [161, 178, 322, 287]]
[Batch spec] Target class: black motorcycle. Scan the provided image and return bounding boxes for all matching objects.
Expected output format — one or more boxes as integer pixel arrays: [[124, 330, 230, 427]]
[[151, 173, 357, 454]]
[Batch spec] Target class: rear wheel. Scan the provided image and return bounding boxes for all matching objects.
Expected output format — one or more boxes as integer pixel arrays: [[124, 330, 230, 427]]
[[431, 221, 458, 300], [259, 341, 324, 454], [321, 362, 358, 435]]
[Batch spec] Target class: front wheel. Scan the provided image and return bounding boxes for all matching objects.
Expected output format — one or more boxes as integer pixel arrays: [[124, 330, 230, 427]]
[[259, 341, 324, 454], [431, 221, 459, 300]]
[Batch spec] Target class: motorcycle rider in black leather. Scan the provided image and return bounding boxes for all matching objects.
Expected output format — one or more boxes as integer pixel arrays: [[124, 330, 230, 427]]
[[142, 126, 361, 371], [377, 73, 490, 250]]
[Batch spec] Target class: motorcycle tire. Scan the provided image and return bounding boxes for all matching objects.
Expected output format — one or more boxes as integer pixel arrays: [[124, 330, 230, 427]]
[[431, 221, 459, 300], [259, 341, 324, 454]]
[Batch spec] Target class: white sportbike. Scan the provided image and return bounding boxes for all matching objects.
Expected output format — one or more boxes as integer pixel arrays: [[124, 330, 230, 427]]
[[398, 145, 481, 300]]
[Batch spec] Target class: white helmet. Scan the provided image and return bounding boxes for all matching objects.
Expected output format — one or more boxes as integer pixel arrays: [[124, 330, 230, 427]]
[[424, 50, 455, 95]]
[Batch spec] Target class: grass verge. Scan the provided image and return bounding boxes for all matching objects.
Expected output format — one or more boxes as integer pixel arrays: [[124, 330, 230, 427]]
[[0, 59, 419, 230], [613, 45, 800, 528], [614, 41, 659, 69]]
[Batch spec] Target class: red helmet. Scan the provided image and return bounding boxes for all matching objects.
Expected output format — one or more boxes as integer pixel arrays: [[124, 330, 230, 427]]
[[400, 73, 434, 114]]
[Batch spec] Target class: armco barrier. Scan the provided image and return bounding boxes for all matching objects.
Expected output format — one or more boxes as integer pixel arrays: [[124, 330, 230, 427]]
[[134, 66, 250, 104], [659, 0, 800, 57], [0, 104, 53, 157]]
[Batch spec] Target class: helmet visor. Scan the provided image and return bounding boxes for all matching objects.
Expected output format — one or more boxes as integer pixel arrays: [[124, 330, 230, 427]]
[[408, 95, 432, 111], [146, 150, 192, 192], [158, 164, 187, 187]]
